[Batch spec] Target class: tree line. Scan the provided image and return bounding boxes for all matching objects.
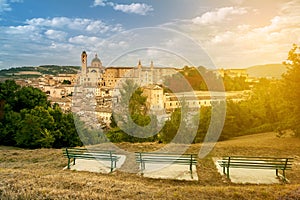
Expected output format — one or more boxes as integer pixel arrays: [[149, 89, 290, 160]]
[[0, 80, 82, 148]]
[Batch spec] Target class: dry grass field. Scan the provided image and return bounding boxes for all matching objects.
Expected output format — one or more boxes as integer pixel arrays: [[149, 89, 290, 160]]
[[1, 132, 300, 199]]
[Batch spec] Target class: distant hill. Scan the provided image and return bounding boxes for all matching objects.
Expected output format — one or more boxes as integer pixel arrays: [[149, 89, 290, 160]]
[[0, 65, 80, 78], [246, 64, 287, 79]]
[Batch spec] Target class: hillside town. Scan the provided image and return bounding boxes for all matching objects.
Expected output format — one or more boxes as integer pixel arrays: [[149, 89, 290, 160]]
[[11, 52, 253, 128]]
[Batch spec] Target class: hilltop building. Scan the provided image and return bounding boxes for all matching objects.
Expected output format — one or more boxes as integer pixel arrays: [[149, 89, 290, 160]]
[[80, 51, 104, 85], [100, 60, 177, 90]]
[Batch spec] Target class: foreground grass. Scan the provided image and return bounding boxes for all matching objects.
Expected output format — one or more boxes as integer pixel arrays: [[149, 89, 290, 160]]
[[0, 132, 300, 199]]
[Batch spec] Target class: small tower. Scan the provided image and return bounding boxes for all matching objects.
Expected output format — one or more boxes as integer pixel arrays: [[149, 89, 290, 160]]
[[81, 51, 87, 75], [150, 61, 154, 70], [138, 60, 142, 70]]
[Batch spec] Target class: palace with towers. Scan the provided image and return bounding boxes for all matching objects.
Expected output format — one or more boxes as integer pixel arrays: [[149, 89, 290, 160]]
[[73, 51, 179, 126], [72, 51, 243, 127], [78, 51, 177, 95]]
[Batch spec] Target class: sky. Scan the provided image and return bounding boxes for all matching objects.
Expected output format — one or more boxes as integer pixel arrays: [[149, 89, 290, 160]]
[[0, 0, 300, 69]]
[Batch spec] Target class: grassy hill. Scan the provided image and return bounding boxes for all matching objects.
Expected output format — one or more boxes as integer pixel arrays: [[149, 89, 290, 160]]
[[0, 132, 299, 199], [0, 65, 80, 78], [246, 64, 287, 78]]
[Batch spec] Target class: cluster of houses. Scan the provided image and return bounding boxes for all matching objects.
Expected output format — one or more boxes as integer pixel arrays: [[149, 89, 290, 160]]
[[15, 51, 249, 128]]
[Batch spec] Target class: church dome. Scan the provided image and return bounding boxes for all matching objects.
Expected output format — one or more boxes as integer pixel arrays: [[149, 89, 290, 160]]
[[91, 54, 102, 68]]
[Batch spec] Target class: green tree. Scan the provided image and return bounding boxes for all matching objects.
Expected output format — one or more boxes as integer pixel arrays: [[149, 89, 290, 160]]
[[0, 80, 20, 105], [159, 108, 181, 143], [37, 129, 55, 148], [282, 44, 300, 136], [247, 79, 284, 125], [195, 106, 211, 143], [0, 80, 82, 148], [159, 99, 194, 144], [0, 108, 21, 146], [13, 86, 50, 112], [48, 105, 82, 148], [0, 80, 22, 145], [107, 79, 159, 142], [62, 80, 71, 84], [15, 106, 55, 148], [223, 75, 249, 91]]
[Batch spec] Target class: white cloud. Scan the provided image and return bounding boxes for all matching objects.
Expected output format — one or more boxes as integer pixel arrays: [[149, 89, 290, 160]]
[[0, 0, 23, 13], [27, 17, 70, 28], [192, 7, 248, 25], [91, 1, 154, 16], [161, 2, 300, 68], [113, 3, 153, 15], [6, 24, 36, 34], [2, 1, 299, 70], [86, 20, 123, 33], [0, 0, 11, 13], [0, 16, 126, 69], [69, 35, 103, 45], [5, 24, 44, 42], [10, 0, 23, 2], [26, 17, 123, 34], [44, 29, 67, 41], [211, 31, 235, 44], [92, 0, 106, 7]]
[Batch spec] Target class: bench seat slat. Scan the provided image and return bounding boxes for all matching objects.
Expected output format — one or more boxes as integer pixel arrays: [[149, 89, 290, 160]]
[[70, 155, 119, 160], [220, 164, 289, 168]]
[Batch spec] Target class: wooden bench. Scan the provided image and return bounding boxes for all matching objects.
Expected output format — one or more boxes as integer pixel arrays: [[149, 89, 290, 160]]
[[135, 152, 198, 176], [63, 148, 120, 172], [218, 156, 293, 181]]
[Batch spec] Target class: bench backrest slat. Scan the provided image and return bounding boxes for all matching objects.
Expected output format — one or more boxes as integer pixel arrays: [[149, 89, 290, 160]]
[[135, 152, 198, 165]]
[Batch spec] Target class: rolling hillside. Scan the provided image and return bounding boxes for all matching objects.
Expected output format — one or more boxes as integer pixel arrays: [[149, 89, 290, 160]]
[[246, 64, 287, 78], [0, 132, 299, 199], [0, 65, 80, 78]]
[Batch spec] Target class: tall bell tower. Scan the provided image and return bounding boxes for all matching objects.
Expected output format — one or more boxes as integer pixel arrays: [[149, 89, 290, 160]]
[[81, 51, 87, 75]]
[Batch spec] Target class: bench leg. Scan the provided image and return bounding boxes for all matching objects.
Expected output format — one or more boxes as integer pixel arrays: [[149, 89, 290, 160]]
[[110, 163, 113, 173], [73, 158, 76, 165], [190, 155, 193, 179], [190, 164, 193, 179], [141, 162, 145, 176], [223, 166, 226, 175], [226, 167, 230, 179], [67, 158, 70, 169], [276, 169, 278, 177], [282, 170, 286, 180]]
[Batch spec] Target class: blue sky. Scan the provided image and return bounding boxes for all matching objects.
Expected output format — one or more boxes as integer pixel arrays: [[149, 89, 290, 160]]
[[0, 0, 300, 69]]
